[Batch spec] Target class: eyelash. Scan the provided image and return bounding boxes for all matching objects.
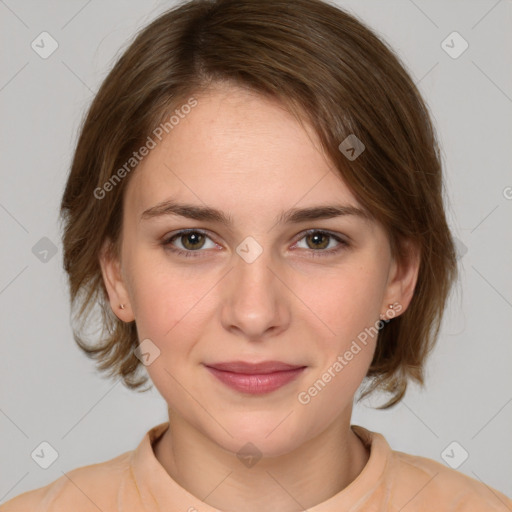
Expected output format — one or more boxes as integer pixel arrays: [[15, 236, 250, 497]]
[[161, 228, 349, 259]]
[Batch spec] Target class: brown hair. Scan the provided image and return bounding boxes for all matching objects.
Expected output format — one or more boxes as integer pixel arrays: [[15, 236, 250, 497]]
[[60, 0, 458, 408]]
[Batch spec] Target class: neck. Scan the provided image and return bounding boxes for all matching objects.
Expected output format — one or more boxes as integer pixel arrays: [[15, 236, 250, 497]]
[[153, 407, 370, 511]]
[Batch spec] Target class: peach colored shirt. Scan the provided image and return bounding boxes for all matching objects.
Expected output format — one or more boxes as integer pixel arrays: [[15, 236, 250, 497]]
[[1, 422, 511, 511]]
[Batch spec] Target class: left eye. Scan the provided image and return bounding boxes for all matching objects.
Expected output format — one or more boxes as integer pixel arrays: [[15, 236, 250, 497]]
[[293, 230, 347, 255]]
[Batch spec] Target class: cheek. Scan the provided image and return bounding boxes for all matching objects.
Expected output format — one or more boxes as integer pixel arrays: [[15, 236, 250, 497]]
[[127, 260, 211, 397], [127, 252, 219, 343], [298, 261, 386, 344], [291, 261, 386, 398], [293, 267, 383, 419]]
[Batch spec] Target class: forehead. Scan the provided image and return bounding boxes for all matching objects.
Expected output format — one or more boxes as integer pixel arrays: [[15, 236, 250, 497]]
[[125, 86, 361, 219]]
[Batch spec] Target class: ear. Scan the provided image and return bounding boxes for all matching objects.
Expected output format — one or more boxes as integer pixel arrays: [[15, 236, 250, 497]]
[[381, 239, 420, 319], [99, 239, 135, 322]]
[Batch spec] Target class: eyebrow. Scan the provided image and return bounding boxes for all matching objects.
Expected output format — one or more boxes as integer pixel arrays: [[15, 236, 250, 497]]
[[140, 199, 372, 225]]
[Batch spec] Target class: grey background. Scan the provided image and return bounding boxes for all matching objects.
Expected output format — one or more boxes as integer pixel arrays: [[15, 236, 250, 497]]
[[1, 0, 511, 503]]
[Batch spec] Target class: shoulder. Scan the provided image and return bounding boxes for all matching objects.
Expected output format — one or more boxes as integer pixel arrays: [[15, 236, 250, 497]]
[[0, 451, 132, 512], [390, 449, 512, 511]]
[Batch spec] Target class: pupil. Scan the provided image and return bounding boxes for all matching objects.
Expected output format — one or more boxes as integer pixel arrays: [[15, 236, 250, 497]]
[[184, 232, 203, 249], [309, 233, 328, 249]]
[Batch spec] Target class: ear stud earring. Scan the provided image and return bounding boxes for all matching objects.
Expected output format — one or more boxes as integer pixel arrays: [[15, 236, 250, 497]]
[[119, 304, 126, 310], [379, 303, 395, 321]]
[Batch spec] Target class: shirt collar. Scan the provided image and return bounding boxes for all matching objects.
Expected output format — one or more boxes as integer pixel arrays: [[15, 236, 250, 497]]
[[128, 422, 391, 511]]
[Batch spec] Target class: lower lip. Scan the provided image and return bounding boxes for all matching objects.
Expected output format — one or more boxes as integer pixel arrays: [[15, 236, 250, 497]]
[[205, 366, 306, 394]]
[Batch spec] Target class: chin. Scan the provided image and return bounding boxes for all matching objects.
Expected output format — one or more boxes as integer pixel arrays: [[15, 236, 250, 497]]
[[207, 410, 312, 458]]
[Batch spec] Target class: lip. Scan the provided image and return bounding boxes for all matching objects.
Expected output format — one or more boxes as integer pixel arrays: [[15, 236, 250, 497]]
[[204, 361, 307, 394], [206, 360, 304, 374]]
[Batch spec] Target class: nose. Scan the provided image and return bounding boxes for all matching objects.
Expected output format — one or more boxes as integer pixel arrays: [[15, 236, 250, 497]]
[[220, 241, 290, 341]]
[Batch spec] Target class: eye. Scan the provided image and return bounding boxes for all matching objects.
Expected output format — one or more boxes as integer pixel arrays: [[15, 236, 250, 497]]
[[162, 229, 218, 257], [293, 230, 348, 257], [162, 228, 349, 259]]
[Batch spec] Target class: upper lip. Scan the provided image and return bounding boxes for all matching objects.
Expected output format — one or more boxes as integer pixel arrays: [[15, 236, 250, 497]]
[[205, 361, 306, 374]]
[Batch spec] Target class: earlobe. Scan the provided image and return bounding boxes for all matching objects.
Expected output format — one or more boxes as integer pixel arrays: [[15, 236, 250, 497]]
[[98, 240, 135, 322], [381, 239, 420, 319]]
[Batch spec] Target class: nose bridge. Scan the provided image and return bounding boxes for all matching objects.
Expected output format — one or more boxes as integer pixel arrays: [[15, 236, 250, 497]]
[[221, 235, 288, 337], [235, 239, 273, 292]]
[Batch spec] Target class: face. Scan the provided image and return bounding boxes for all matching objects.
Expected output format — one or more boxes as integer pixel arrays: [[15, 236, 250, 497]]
[[101, 84, 418, 457]]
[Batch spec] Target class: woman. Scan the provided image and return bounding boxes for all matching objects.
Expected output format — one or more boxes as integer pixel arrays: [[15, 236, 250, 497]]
[[2, 0, 510, 510]]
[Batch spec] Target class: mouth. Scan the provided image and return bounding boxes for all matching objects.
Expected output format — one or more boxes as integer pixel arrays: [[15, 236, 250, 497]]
[[204, 361, 307, 394]]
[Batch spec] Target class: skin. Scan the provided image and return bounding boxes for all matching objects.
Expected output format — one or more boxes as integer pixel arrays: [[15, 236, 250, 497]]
[[100, 84, 420, 511]]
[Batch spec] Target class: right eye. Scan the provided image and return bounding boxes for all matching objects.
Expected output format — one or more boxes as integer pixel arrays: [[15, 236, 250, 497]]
[[162, 229, 219, 257]]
